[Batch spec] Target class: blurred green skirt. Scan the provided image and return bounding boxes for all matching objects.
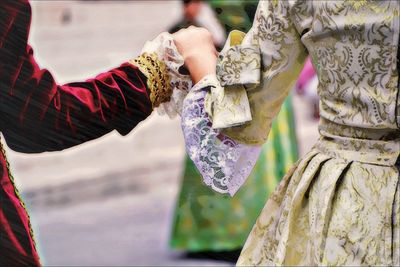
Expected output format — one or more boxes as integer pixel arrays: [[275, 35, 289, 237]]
[[170, 96, 298, 252]]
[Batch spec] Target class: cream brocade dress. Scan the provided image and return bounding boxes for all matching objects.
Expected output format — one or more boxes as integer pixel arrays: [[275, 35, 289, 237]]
[[186, 0, 400, 266]]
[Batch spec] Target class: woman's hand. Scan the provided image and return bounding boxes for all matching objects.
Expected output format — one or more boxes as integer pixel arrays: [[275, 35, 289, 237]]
[[173, 26, 218, 84]]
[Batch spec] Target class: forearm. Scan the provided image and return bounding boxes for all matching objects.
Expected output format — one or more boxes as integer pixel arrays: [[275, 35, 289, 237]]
[[0, 1, 156, 153], [219, 1, 308, 145], [0, 47, 153, 153]]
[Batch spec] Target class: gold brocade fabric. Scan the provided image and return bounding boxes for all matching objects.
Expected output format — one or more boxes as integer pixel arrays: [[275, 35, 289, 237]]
[[210, 0, 400, 266], [238, 149, 400, 266], [130, 53, 172, 108], [204, 30, 259, 129]]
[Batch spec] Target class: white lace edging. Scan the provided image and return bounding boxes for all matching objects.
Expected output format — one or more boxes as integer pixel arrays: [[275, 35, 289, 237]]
[[139, 32, 192, 118], [182, 75, 261, 196]]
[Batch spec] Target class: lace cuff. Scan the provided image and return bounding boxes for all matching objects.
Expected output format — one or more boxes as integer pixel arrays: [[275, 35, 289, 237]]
[[130, 32, 192, 115], [182, 75, 262, 196]]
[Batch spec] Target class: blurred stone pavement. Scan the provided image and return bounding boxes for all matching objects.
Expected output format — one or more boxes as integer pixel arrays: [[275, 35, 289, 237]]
[[4, 1, 319, 266]]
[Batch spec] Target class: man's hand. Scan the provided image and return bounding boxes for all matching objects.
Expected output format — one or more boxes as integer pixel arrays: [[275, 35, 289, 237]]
[[173, 26, 218, 84]]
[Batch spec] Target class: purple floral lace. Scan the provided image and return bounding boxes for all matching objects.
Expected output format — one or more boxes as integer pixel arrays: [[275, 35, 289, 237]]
[[181, 76, 261, 196]]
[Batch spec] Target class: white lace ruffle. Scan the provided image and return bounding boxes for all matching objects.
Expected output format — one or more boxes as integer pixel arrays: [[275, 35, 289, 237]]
[[182, 75, 261, 196], [139, 32, 192, 118]]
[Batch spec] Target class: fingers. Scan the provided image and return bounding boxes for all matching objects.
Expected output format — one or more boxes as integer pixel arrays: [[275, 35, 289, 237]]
[[173, 26, 215, 58], [171, 26, 217, 83], [174, 26, 213, 42]]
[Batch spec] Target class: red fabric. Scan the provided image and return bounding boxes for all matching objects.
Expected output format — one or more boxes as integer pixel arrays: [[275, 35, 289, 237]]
[[1, 155, 41, 266], [0, 0, 153, 265]]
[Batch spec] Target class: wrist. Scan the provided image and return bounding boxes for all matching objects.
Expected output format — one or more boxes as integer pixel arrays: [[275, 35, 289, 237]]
[[184, 52, 216, 84]]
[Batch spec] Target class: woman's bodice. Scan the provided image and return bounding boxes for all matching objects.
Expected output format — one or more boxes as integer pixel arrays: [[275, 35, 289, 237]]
[[300, 1, 400, 142]]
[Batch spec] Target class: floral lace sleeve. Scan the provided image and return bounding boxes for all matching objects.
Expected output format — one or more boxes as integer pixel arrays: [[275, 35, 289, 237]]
[[182, 74, 262, 196]]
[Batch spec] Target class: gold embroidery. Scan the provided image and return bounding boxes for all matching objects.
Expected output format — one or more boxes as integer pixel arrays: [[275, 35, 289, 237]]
[[130, 53, 172, 108]]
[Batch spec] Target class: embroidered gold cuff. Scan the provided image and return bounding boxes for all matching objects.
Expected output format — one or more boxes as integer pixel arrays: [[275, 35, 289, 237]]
[[130, 53, 172, 108]]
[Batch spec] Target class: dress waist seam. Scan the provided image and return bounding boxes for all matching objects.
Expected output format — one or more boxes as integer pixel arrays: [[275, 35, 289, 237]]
[[314, 136, 400, 166]]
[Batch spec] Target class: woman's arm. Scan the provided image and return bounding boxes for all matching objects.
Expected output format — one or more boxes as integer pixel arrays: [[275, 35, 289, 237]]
[[0, 1, 170, 153], [176, 1, 310, 145], [0, 49, 153, 153], [174, 0, 311, 194], [219, 0, 310, 145]]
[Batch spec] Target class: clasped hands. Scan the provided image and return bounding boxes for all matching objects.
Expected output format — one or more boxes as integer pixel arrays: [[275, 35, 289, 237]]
[[173, 26, 218, 84]]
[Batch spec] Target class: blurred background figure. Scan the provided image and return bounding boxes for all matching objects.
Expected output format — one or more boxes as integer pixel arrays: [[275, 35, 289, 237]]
[[169, 0, 202, 33], [169, 0, 225, 49], [169, 0, 299, 263], [210, 0, 258, 33], [295, 57, 320, 120]]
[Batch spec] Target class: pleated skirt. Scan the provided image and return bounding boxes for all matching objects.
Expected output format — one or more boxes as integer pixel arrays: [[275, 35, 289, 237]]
[[238, 144, 400, 266]]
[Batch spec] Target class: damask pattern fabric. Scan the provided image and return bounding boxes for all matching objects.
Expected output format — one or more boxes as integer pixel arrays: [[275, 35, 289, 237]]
[[205, 31, 257, 129], [183, 0, 400, 265], [238, 152, 400, 266]]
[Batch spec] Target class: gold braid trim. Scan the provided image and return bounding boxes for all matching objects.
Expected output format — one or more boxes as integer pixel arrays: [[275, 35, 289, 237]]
[[0, 136, 38, 250], [129, 53, 172, 108]]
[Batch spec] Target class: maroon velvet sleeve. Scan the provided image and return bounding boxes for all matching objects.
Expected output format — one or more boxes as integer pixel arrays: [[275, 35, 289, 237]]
[[0, 2, 155, 265], [0, 0, 153, 153]]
